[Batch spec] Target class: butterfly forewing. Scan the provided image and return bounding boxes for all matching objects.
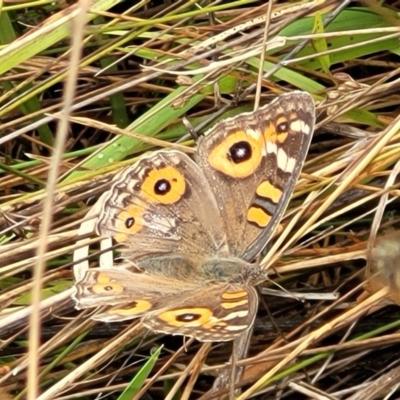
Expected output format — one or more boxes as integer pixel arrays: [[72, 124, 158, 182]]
[[197, 92, 315, 261], [97, 151, 230, 263]]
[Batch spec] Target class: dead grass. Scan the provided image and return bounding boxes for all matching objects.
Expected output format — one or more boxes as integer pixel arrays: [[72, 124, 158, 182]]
[[1, 0, 400, 399]]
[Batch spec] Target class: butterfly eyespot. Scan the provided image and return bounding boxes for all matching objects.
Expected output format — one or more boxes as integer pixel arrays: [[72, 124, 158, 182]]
[[176, 313, 202, 322], [276, 121, 288, 133], [141, 166, 185, 204], [264, 116, 289, 143], [208, 130, 263, 178], [154, 178, 172, 195], [125, 216, 135, 229], [93, 282, 124, 294], [228, 141, 252, 164], [157, 308, 212, 326], [113, 206, 143, 240]]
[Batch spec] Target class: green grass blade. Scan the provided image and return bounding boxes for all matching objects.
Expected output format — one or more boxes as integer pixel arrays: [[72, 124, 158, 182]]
[[118, 346, 162, 400]]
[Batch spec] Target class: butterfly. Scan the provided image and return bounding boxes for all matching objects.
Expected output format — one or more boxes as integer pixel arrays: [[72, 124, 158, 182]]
[[73, 91, 315, 342]]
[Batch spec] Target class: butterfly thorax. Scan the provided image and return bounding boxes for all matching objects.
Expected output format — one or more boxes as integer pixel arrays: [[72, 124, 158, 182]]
[[199, 257, 266, 285]]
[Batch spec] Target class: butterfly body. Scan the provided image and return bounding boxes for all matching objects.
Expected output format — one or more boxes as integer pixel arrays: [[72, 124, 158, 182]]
[[73, 92, 315, 342]]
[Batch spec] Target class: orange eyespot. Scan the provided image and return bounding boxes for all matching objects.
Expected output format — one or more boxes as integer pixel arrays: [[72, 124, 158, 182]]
[[158, 308, 212, 327], [264, 119, 288, 143], [208, 130, 264, 178], [114, 204, 144, 241], [92, 282, 124, 294], [141, 166, 186, 204]]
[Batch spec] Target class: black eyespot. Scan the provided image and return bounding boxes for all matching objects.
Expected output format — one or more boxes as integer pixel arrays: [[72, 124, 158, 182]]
[[277, 121, 288, 133], [176, 313, 202, 322], [104, 285, 113, 291], [228, 141, 252, 163], [125, 217, 135, 228], [154, 178, 171, 195]]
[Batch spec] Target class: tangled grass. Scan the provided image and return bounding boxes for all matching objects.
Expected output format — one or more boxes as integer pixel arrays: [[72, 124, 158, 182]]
[[1, 1, 400, 399]]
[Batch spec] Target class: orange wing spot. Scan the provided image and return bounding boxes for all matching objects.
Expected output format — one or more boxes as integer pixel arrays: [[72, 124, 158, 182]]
[[141, 166, 185, 204], [263, 122, 276, 141], [277, 132, 288, 143], [114, 204, 144, 241], [256, 181, 282, 203], [247, 206, 271, 227], [208, 130, 264, 178], [221, 299, 248, 309], [96, 272, 112, 284], [110, 300, 152, 316], [157, 308, 212, 327], [264, 119, 288, 143], [221, 290, 247, 300]]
